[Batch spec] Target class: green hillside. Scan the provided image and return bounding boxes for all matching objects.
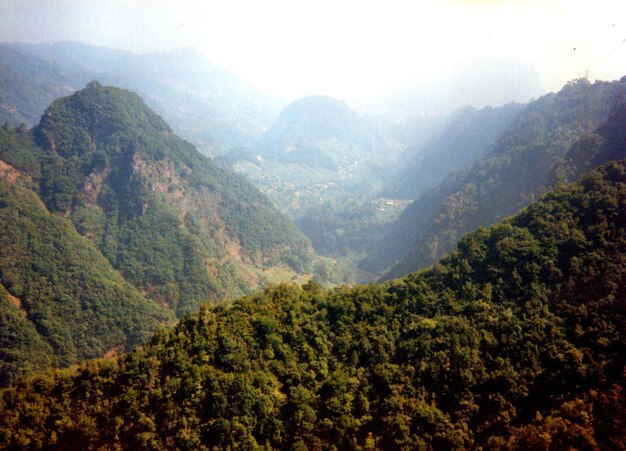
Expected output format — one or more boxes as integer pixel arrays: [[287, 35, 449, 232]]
[[2, 160, 623, 449], [27, 82, 312, 315], [0, 83, 315, 385], [0, 178, 172, 387], [365, 77, 626, 278]]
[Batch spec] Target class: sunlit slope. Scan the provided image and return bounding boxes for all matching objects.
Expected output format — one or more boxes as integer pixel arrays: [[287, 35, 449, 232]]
[[0, 176, 172, 387], [2, 160, 623, 449]]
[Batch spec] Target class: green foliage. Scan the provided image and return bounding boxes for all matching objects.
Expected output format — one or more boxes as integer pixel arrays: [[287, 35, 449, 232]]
[[0, 284, 53, 387], [0, 125, 45, 179], [10, 82, 312, 314], [2, 160, 623, 449], [297, 197, 409, 258], [550, 96, 626, 184], [0, 179, 172, 386]]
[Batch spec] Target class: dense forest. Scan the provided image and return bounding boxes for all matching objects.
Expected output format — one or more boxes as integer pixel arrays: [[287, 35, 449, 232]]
[[0, 177, 172, 386], [0, 35, 625, 451], [1, 160, 623, 449], [365, 77, 626, 279], [296, 197, 409, 259], [0, 83, 315, 385]]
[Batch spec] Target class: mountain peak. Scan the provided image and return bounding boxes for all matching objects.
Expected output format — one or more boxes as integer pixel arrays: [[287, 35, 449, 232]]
[[36, 82, 171, 158], [281, 95, 357, 121], [258, 95, 363, 151]]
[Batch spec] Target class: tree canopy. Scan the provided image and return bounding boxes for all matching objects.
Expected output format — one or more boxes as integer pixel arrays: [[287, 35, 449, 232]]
[[2, 160, 623, 449]]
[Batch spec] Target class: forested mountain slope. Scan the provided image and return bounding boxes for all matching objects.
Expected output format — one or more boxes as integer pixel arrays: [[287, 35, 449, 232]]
[[1, 160, 624, 449], [0, 83, 314, 384], [365, 77, 626, 278], [0, 176, 172, 387], [1, 42, 280, 155], [32, 82, 313, 313]]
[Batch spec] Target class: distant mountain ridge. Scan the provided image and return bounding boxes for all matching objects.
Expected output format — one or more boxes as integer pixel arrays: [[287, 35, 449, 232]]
[[0, 42, 281, 155], [0, 45, 90, 126], [385, 103, 525, 199]]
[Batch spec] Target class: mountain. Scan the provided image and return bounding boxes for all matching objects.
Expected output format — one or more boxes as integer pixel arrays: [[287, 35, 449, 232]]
[[1, 159, 623, 449], [219, 95, 405, 217], [34, 82, 313, 312], [364, 77, 626, 277], [385, 103, 525, 199], [1, 42, 281, 155], [0, 45, 91, 126], [0, 126, 172, 387], [256, 96, 389, 166], [0, 83, 314, 384]]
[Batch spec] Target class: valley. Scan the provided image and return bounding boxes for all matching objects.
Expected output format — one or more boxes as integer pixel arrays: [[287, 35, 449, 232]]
[[0, 5, 624, 446]]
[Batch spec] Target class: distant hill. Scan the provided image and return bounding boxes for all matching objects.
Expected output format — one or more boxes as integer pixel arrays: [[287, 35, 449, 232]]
[[0, 45, 91, 126], [0, 83, 313, 384], [2, 159, 623, 449], [364, 77, 626, 277], [385, 103, 525, 199], [0, 42, 281, 155], [220, 95, 405, 217], [255, 96, 389, 167]]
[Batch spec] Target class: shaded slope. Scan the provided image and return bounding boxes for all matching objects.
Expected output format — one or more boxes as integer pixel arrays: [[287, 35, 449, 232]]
[[0, 283, 52, 387], [1, 160, 624, 449], [365, 77, 626, 277], [0, 46, 90, 126], [385, 103, 525, 199]]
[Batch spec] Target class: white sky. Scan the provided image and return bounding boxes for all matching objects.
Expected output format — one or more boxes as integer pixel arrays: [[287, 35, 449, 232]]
[[1, 0, 625, 111]]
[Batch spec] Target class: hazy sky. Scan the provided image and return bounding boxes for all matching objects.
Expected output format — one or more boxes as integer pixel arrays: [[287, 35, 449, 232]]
[[1, 0, 624, 113]]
